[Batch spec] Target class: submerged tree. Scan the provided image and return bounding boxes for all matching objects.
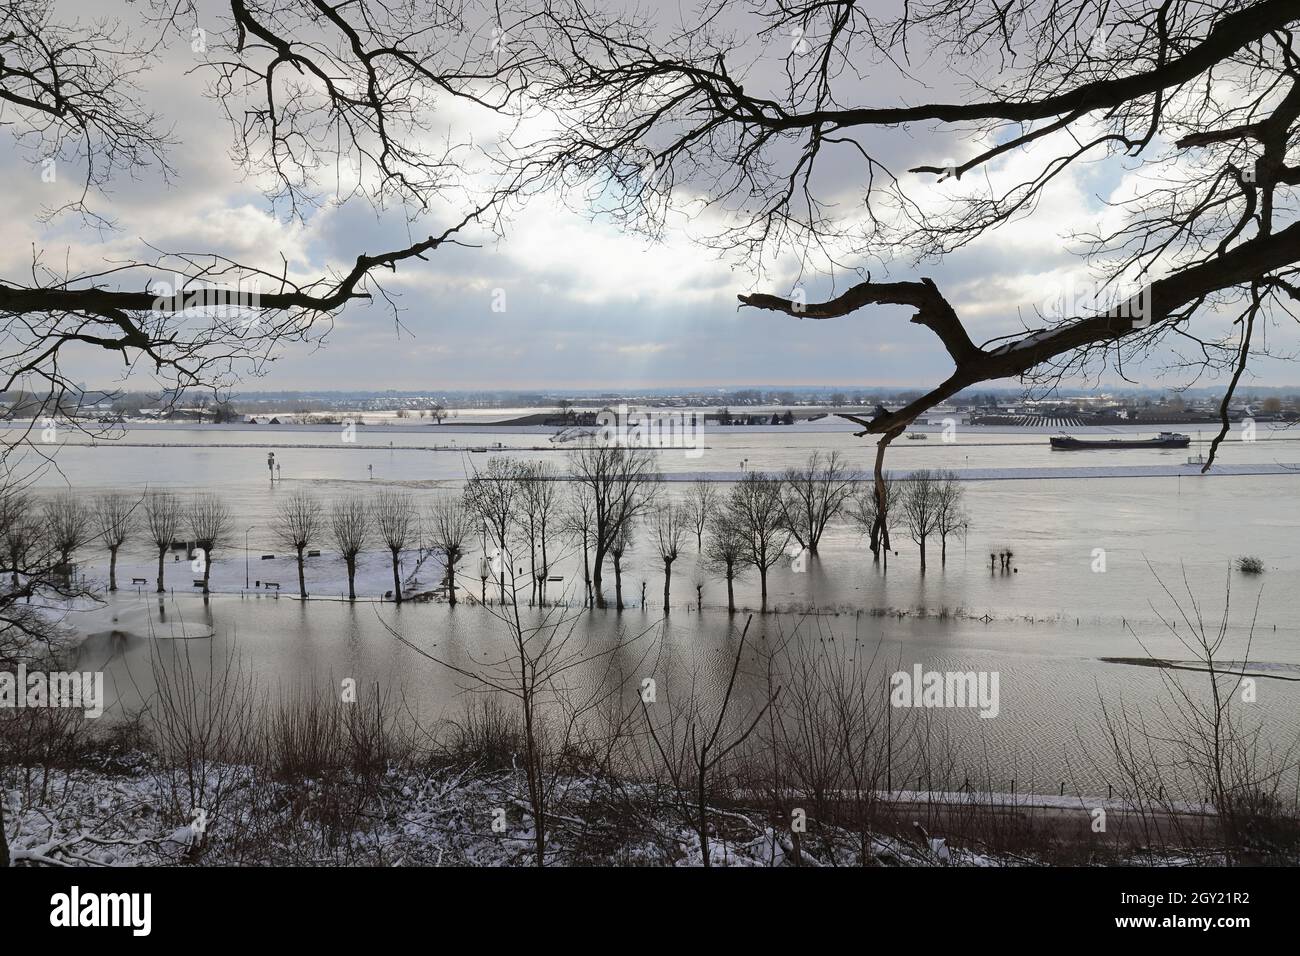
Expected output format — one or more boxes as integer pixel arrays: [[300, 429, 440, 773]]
[[92, 492, 137, 592], [273, 490, 323, 600], [652, 500, 687, 613], [780, 451, 857, 556], [900, 471, 942, 574], [850, 470, 897, 568], [330, 496, 371, 602], [568, 445, 658, 609], [518, 461, 561, 605], [464, 458, 522, 604], [188, 494, 232, 596], [427, 494, 476, 606], [933, 471, 968, 567], [703, 512, 748, 614], [728, 472, 790, 612], [373, 490, 416, 603], [143, 491, 182, 594]]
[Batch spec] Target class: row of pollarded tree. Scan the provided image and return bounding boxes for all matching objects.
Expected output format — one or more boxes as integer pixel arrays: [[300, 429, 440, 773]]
[[5, 453, 967, 610], [3, 487, 439, 602], [2, 489, 233, 595], [464, 449, 970, 614]]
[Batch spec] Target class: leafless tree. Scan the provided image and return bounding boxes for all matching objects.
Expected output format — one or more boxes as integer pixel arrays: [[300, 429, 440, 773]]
[[143, 491, 182, 594], [0, 477, 96, 868], [330, 496, 371, 601], [273, 490, 324, 600], [728, 472, 790, 612], [900, 471, 941, 574], [851, 471, 898, 568], [609, 523, 633, 612], [464, 457, 522, 604], [2, 490, 39, 588], [188, 494, 232, 596], [426, 494, 476, 606], [933, 471, 968, 567], [384, 578, 656, 867], [652, 499, 687, 613], [42, 492, 91, 574], [373, 490, 416, 603], [2, 0, 533, 430], [518, 461, 560, 605], [702, 512, 748, 614], [637, 617, 778, 866], [92, 491, 137, 591], [558, 481, 596, 606], [780, 451, 857, 556], [568, 445, 658, 609], [522, 0, 1300, 478], [682, 478, 719, 551]]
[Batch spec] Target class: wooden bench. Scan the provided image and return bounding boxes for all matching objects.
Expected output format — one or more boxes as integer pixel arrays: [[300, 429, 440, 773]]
[[131, 577, 148, 586], [307, 550, 321, 557], [264, 582, 280, 590], [193, 579, 205, 587]]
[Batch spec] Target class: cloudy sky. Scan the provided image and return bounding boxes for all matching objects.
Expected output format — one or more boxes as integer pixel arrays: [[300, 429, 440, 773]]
[[7, 0, 1297, 394]]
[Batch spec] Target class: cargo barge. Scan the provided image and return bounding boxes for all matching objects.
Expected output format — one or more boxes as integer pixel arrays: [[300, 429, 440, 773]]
[[1050, 431, 1191, 450]]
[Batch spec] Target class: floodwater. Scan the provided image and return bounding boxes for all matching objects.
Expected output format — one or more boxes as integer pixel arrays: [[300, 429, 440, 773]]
[[8, 416, 1300, 796]]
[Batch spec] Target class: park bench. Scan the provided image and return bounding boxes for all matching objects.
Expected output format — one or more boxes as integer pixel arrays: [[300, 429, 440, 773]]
[[131, 577, 148, 585], [264, 582, 280, 590]]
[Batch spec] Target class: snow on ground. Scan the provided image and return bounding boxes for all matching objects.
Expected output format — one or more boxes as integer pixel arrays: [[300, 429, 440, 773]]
[[2, 759, 967, 867]]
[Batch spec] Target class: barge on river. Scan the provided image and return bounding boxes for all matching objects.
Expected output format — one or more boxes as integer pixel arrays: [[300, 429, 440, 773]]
[[1049, 431, 1191, 450]]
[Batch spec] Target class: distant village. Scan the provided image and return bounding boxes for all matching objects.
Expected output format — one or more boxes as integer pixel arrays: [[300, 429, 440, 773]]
[[2, 386, 1296, 427]]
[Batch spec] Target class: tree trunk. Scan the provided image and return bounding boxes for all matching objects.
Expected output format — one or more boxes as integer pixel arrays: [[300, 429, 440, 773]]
[[346, 555, 357, 601], [759, 566, 768, 611], [540, 529, 549, 605], [529, 534, 537, 606], [108, 544, 119, 591], [726, 567, 735, 614], [391, 549, 402, 603], [593, 543, 607, 609], [296, 545, 307, 599], [0, 794, 8, 868], [613, 553, 624, 611], [662, 558, 673, 613], [202, 548, 212, 596], [581, 533, 591, 607], [919, 537, 927, 574], [447, 559, 457, 606], [156, 546, 166, 593]]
